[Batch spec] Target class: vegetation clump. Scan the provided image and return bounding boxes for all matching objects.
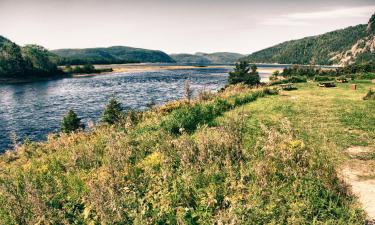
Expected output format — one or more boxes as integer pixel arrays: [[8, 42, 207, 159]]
[[61, 109, 85, 133], [101, 97, 124, 125], [65, 64, 113, 75], [228, 61, 260, 86], [270, 76, 307, 86], [363, 89, 375, 100]]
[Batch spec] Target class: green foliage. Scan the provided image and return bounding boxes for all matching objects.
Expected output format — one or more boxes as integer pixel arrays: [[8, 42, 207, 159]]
[[162, 89, 276, 134], [315, 76, 334, 82], [0, 36, 61, 79], [367, 13, 375, 33], [228, 61, 260, 85], [171, 52, 244, 64], [61, 110, 84, 133], [0, 84, 370, 224], [52, 46, 175, 65], [65, 64, 112, 74], [161, 100, 229, 134], [101, 97, 124, 125], [282, 65, 319, 78], [243, 15, 375, 65], [22, 45, 59, 75], [363, 89, 375, 100], [336, 62, 375, 75], [270, 76, 307, 86], [356, 73, 375, 80]]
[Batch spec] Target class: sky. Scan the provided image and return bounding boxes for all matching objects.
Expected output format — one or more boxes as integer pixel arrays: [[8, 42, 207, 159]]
[[0, 0, 374, 54]]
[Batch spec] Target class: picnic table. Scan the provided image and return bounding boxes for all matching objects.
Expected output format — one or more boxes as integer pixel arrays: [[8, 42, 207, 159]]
[[280, 83, 295, 90], [280, 83, 297, 91], [336, 78, 348, 83]]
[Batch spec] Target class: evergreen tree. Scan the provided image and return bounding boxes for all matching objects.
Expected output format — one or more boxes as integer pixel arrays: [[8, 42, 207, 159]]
[[101, 97, 123, 124], [228, 61, 260, 85], [61, 110, 84, 133], [248, 64, 261, 85]]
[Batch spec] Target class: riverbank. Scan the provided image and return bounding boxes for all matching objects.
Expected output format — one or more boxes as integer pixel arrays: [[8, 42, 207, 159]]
[[0, 80, 374, 224], [0, 74, 70, 85], [73, 63, 283, 78]]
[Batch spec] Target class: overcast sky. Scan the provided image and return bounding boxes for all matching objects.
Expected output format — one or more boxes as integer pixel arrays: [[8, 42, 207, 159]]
[[0, 0, 374, 54]]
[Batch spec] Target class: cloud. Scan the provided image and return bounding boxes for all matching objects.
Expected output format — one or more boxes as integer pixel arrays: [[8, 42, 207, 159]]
[[262, 5, 375, 26]]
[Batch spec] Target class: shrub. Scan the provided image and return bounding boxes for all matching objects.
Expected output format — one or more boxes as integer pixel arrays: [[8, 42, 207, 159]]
[[162, 89, 279, 135], [229, 62, 260, 86], [270, 76, 307, 86], [363, 89, 375, 100], [314, 76, 334, 82], [61, 109, 84, 133], [101, 97, 123, 125], [283, 86, 298, 91], [357, 73, 375, 80]]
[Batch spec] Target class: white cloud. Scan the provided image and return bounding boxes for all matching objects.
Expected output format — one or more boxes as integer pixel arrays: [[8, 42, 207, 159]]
[[262, 5, 375, 26]]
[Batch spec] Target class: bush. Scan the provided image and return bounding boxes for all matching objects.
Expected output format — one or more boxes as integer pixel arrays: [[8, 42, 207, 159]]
[[270, 76, 307, 86], [363, 89, 375, 100], [101, 97, 123, 125], [356, 73, 375, 80], [314, 76, 334, 82], [229, 62, 260, 86], [162, 89, 279, 134], [61, 110, 84, 133]]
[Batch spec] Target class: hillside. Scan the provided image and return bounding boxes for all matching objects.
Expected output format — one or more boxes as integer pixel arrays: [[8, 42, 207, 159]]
[[171, 52, 244, 64], [244, 13, 375, 65], [0, 36, 61, 80], [52, 46, 175, 65]]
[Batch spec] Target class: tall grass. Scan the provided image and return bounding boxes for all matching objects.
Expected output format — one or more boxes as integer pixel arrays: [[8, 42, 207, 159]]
[[0, 84, 366, 224]]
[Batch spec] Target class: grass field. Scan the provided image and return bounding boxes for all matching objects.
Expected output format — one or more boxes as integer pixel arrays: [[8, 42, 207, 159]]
[[0, 81, 374, 224]]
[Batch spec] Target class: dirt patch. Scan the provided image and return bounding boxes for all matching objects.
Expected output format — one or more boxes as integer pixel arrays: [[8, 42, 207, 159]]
[[346, 146, 373, 157], [341, 146, 375, 221]]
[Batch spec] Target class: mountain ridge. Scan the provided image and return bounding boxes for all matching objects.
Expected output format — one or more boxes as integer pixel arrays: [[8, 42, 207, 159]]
[[52, 46, 175, 65], [171, 52, 244, 64]]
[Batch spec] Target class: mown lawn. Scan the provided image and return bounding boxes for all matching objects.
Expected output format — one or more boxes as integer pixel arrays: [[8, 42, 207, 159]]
[[219, 81, 375, 152]]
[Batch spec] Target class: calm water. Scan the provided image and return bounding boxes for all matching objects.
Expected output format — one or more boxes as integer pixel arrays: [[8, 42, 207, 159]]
[[0, 67, 271, 152]]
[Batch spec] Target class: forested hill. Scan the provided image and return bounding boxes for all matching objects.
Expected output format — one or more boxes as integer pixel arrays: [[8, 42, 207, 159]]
[[0, 36, 60, 80], [244, 13, 375, 65], [171, 52, 244, 64], [52, 46, 175, 65]]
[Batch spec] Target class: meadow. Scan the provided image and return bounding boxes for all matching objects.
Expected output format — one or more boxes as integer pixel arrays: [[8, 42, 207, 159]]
[[0, 80, 374, 224]]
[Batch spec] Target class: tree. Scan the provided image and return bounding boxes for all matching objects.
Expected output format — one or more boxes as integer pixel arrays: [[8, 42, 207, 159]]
[[228, 61, 260, 85], [270, 70, 280, 81], [22, 45, 58, 75], [248, 64, 261, 85], [101, 97, 123, 125], [61, 110, 84, 133]]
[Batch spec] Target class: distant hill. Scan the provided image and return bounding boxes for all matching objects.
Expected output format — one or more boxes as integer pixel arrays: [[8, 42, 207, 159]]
[[0, 36, 60, 80], [244, 13, 375, 65], [52, 46, 175, 65], [171, 52, 244, 65]]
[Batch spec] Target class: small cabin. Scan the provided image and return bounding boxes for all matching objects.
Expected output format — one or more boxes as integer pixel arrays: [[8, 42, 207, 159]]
[[318, 81, 336, 88]]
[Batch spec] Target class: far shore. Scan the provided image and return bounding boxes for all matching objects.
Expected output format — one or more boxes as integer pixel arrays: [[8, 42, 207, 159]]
[[73, 64, 284, 78]]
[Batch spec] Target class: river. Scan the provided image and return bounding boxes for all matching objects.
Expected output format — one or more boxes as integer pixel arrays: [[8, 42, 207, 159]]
[[0, 66, 275, 152]]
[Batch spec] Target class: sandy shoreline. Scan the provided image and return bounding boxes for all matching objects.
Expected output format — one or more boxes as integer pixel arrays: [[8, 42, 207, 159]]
[[73, 64, 283, 78]]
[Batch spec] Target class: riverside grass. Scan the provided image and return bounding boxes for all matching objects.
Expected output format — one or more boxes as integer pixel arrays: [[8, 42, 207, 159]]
[[0, 82, 374, 224]]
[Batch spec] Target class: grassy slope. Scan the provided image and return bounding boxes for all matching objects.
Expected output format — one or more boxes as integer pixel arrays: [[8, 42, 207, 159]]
[[0, 82, 374, 224]]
